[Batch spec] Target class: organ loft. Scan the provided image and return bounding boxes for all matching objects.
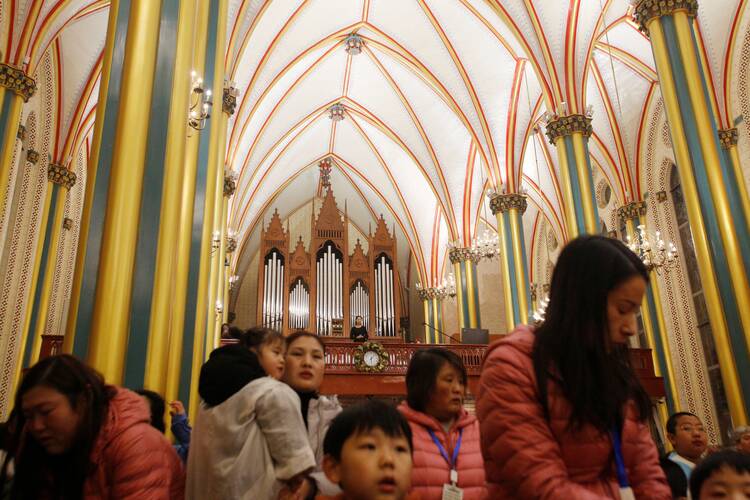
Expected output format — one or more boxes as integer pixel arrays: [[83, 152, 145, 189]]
[[257, 160, 401, 338]]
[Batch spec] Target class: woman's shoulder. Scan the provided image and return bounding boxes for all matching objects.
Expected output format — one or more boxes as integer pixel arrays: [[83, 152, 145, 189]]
[[484, 325, 535, 366]]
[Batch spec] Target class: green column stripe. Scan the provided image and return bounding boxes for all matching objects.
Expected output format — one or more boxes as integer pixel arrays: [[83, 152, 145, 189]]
[[469, 261, 481, 327], [563, 136, 587, 234], [662, 15, 750, 403], [644, 284, 676, 414], [502, 211, 521, 325], [124, 0, 179, 389], [0, 93, 14, 161], [515, 209, 532, 318], [458, 260, 469, 328], [73, 0, 132, 358], [436, 298, 443, 341], [24, 183, 60, 367], [581, 140, 600, 231], [426, 300, 433, 343], [179, 0, 220, 404]]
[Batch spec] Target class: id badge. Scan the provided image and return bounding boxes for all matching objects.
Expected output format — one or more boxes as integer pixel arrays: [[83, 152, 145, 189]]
[[441, 483, 464, 500], [618, 486, 635, 500]]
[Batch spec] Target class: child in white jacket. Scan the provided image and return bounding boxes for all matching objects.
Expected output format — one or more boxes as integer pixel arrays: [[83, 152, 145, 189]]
[[186, 327, 316, 500]]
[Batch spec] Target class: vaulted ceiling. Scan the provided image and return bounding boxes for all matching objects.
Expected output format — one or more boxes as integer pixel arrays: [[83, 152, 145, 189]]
[[3, 0, 749, 287]]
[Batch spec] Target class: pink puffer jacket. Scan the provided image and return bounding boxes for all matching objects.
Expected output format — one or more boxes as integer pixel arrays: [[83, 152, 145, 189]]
[[476, 326, 670, 499], [398, 402, 487, 500]]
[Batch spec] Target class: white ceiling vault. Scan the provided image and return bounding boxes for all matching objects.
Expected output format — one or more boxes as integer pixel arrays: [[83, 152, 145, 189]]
[[3, 0, 750, 286]]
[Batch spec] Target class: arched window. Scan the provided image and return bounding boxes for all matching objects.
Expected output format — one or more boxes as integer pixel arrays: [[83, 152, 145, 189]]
[[670, 165, 731, 436]]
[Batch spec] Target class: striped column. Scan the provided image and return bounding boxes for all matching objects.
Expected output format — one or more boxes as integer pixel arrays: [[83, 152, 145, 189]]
[[14, 164, 75, 385], [0, 64, 36, 215], [544, 114, 599, 237], [449, 247, 481, 332], [635, 0, 750, 424], [618, 201, 679, 418], [490, 193, 531, 331], [419, 289, 444, 344]]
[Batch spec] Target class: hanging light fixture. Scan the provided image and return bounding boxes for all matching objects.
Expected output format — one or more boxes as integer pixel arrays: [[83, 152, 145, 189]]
[[416, 273, 457, 300], [626, 224, 678, 273], [328, 103, 345, 121], [188, 70, 212, 131], [344, 33, 363, 55]]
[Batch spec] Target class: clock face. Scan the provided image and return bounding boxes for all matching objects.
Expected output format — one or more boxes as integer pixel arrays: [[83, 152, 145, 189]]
[[363, 351, 380, 367]]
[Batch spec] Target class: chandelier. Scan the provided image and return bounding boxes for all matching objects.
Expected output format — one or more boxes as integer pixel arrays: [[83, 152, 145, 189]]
[[328, 103, 345, 121], [471, 228, 500, 261], [416, 273, 456, 300], [531, 296, 550, 325], [344, 33, 363, 55], [626, 224, 678, 273], [188, 71, 212, 131]]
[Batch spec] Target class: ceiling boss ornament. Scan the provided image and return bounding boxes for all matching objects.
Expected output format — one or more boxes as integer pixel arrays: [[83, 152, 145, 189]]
[[344, 33, 363, 55], [0, 63, 36, 101], [328, 103, 345, 122]]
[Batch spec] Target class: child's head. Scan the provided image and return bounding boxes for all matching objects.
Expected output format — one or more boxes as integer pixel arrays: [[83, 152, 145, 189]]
[[237, 327, 285, 379], [322, 400, 413, 500], [690, 450, 750, 499]]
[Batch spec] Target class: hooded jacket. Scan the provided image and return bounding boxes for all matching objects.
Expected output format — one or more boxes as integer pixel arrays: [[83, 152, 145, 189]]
[[187, 345, 316, 500], [398, 402, 487, 500], [83, 387, 184, 499], [476, 326, 670, 499]]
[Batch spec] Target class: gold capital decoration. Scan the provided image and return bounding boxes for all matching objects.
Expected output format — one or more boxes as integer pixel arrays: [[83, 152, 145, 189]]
[[63, 217, 74, 231], [226, 235, 237, 253], [545, 114, 593, 144], [17, 124, 26, 141], [718, 128, 739, 150], [0, 63, 37, 101], [222, 87, 237, 116], [632, 0, 698, 34], [26, 149, 39, 164], [489, 193, 528, 215], [617, 200, 647, 222], [449, 246, 480, 264], [223, 175, 236, 197], [47, 163, 77, 189]]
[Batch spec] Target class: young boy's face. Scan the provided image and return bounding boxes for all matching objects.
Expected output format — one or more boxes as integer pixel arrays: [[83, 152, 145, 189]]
[[323, 427, 412, 500], [698, 466, 750, 499]]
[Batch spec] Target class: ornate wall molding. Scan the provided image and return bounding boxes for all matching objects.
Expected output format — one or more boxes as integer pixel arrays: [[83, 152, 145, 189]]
[[544, 114, 592, 144], [489, 193, 527, 215], [0, 63, 37, 101], [617, 201, 648, 222], [223, 175, 236, 197], [718, 128, 738, 149], [222, 87, 237, 116], [47, 163, 76, 189]]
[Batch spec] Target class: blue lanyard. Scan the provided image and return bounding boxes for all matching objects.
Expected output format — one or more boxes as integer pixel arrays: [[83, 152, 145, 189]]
[[427, 428, 463, 469], [611, 428, 630, 488]]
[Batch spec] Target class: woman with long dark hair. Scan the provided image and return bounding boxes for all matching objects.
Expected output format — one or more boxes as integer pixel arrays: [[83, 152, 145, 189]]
[[477, 235, 670, 499], [6, 354, 183, 499]]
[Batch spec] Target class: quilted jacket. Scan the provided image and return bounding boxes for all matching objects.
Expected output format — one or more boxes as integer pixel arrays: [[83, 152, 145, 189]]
[[476, 326, 670, 499], [83, 387, 185, 499], [398, 402, 487, 500]]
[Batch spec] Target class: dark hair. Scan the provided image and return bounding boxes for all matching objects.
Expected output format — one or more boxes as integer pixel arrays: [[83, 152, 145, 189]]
[[236, 327, 284, 350], [135, 389, 166, 433], [323, 400, 413, 461], [532, 235, 651, 432], [406, 348, 467, 412], [10, 355, 114, 499], [226, 325, 243, 340], [286, 331, 326, 353], [666, 412, 699, 435], [689, 450, 750, 499]]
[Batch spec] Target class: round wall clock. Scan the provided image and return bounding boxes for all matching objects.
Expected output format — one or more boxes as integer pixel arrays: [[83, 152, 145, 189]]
[[353, 341, 389, 373]]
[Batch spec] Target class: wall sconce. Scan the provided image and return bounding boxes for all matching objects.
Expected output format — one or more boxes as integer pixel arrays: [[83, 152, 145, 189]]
[[211, 230, 221, 249], [188, 71, 212, 131], [215, 299, 223, 315], [229, 274, 239, 291]]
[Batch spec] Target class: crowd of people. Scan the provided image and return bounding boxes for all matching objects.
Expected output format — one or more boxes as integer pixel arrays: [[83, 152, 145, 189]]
[[0, 235, 748, 499]]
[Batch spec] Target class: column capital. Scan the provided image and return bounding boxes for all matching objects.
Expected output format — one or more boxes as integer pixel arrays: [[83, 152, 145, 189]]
[[617, 200, 647, 222], [545, 114, 593, 144], [632, 0, 699, 34], [448, 246, 480, 264], [26, 149, 39, 164], [223, 174, 236, 197], [17, 124, 26, 141], [63, 217, 74, 231], [0, 63, 36, 101], [222, 86, 237, 116], [718, 127, 738, 149], [47, 163, 77, 189], [226, 234, 237, 253], [489, 192, 527, 215]]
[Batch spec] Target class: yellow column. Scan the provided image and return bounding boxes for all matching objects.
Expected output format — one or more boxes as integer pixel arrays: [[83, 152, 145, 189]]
[[143, 0, 197, 395], [718, 128, 750, 250], [0, 65, 36, 214], [87, 0, 162, 384], [449, 247, 481, 332], [544, 114, 599, 237]]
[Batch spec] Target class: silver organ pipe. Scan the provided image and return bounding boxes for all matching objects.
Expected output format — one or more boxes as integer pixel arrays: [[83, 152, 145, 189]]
[[263, 260, 269, 327], [350, 281, 369, 329], [316, 242, 343, 335], [375, 254, 396, 336], [387, 259, 394, 336], [261, 251, 285, 331], [289, 278, 309, 329]]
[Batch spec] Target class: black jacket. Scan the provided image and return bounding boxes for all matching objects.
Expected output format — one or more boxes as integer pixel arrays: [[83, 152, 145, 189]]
[[659, 455, 688, 499], [198, 344, 266, 406]]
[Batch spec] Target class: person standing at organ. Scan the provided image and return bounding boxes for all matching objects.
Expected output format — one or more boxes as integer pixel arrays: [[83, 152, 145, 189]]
[[477, 235, 670, 499], [398, 348, 487, 499], [349, 315, 368, 342]]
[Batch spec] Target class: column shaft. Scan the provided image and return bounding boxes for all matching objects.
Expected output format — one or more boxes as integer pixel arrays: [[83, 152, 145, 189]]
[[636, 0, 750, 423], [450, 248, 481, 332]]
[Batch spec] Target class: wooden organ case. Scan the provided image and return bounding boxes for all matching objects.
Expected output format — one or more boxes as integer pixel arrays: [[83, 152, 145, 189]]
[[257, 187, 402, 338]]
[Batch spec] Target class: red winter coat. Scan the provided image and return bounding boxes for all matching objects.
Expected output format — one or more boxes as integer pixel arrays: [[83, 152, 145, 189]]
[[82, 387, 185, 499], [476, 326, 670, 499], [398, 402, 487, 500]]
